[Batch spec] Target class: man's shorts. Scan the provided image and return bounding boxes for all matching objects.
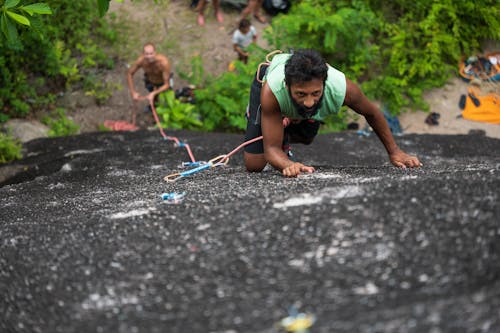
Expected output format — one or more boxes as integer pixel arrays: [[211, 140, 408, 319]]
[[243, 66, 320, 154], [144, 73, 174, 92], [144, 78, 164, 93]]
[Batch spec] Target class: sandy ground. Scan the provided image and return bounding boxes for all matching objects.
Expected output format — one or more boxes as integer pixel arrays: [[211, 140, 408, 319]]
[[398, 77, 500, 138], [64, 1, 500, 139]]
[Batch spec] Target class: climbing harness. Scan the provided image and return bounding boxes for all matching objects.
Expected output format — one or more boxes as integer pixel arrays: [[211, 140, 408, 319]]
[[256, 49, 282, 83]]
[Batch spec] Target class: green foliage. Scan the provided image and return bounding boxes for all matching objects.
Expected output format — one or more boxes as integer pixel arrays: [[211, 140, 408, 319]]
[[98, 123, 111, 132], [265, 1, 380, 78], [155, 90, 203, 130], [0, 0, 52, 47], [84, 76, 122, 105], [96, 0, 111, 17], [76, 42, 115, 70], [0, 0, 120, 118], [319, 108, 350, 133], [0, 130, 22, 164], [264, 0, 500, 118], [177, 54, 211, 89], [42, 108, 79, 137]]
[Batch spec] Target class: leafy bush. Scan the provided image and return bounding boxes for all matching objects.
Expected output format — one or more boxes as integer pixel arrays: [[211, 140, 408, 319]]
[[179, 46, 269, 132], [0, 131, 22, 164], [264, 0, 500, 116], [42, 108, 79, 137], [84, 77, 122, 105], [155, 91, 203, 130], [0, 0, 118, 119]]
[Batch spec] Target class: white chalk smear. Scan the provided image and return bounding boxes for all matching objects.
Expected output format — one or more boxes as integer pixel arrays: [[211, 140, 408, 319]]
[[64, 149, 104, 157], [273, 185, 363, 209], [109, 209, 150, 219], [302, 172, 343, 179], [273, 193, 323, 209], [60, 163, 72, 172]]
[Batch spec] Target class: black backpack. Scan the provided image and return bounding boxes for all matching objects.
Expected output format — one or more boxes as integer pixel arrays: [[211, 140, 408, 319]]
[[263, 0, 291, 16]]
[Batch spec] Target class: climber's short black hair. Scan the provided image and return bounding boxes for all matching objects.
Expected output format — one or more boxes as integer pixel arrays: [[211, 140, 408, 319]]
[[284, 49, 328, 86]]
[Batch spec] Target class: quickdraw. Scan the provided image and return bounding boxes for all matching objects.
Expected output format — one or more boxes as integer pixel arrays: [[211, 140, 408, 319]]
[[164, 154, 229, 182]]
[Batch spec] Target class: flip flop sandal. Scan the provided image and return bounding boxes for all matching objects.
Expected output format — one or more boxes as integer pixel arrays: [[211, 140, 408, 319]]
[[468, 93, 481, 107], [458, 94, 466, 110]]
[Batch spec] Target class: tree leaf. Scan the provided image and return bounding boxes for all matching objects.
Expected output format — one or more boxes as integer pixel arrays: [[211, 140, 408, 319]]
[[96, 0, 111, 17], [6, 11, 30, 26], [1, 14, 20, 44], [4, 0, 21, 9], [21, 3, 52, 16]]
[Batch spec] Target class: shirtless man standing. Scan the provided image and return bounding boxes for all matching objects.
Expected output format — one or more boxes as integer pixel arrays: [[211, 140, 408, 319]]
[[127, 43, 171, 108]]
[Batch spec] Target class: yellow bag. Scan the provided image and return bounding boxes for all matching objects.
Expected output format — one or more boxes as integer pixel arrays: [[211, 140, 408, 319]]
[[462, 87, 500, 124]]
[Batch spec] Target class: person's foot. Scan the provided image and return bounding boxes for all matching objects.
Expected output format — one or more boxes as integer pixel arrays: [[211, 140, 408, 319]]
[[197, 13, 205, 26], [215, 10, 224, 23], [253, 13, 266, 23]]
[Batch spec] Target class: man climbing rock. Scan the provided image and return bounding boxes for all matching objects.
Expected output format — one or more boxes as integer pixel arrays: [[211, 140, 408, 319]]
[[243, 49, 422, 177]]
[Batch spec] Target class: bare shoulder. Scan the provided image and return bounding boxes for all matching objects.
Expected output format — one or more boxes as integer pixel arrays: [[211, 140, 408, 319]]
[[157, 54, 170, 67], [260, 82, 279, 113], [134, 55, 146, 67], [128, 55, 145, 73], [343, 77, 378, 115], [343, 77, 364, 106]]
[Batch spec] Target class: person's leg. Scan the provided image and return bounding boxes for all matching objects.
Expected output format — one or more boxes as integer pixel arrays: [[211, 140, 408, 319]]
[[212, 0, 224, 23], [143, 77, 155, 112], [243, 103, 267, 171], [144, 81, 154, 93], [243, 65, 269, 172], [197, 0, 207, 26], [239, 52, 248, 64], [240, 0, 256, 20], [253, 0, 266, 23]]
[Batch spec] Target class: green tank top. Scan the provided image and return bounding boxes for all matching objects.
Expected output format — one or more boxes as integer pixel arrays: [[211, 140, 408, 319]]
[[264, 53, 346, 121]]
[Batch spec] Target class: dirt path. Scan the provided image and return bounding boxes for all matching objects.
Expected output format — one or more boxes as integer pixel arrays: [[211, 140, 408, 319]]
[[66, 1, 500, 138]]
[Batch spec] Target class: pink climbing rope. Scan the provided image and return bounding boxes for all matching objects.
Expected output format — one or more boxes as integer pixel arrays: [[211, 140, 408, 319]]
[[139, 96, 197, 163], [164, 135, 263, 182], [103, 107, 138, 131], [219, 135, 263, 164], [103, 120, 138, 131]]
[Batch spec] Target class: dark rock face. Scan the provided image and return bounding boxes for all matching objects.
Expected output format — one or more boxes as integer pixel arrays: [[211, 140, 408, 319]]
[[1, 130, 499, 333]]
